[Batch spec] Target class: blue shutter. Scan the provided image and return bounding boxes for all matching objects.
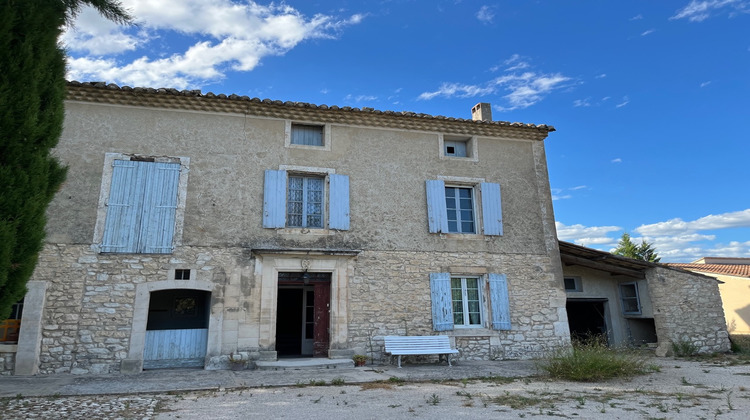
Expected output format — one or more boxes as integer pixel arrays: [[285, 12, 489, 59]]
[[430, 272, 454, 331], [481, 182, 503, 236], [489, 273, 511, 330], [328, 174, 350, 230], [425, 180, 448, 233], [263, 169, 287, 228], [101, 160, 143, 252], [140, 162, 181, 253]]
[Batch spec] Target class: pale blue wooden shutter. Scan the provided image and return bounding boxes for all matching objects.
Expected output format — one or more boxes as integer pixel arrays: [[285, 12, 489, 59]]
[[263, 169, 287, 228], [430, 272, 454, 331], [328, 174, 350, 230], [140, 162, 181, 253], [426, 180, 448, 233], [481, 182, 503, 236], [101, 160, 143, 252], [489, 273, 511, 330]]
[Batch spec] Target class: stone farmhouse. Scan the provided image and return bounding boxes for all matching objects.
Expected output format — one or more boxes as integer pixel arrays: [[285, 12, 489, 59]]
[[0, 82, 730, 376]]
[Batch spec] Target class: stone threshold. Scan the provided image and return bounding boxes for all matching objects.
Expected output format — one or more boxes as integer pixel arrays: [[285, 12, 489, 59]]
[[255, 358, 354, 370]]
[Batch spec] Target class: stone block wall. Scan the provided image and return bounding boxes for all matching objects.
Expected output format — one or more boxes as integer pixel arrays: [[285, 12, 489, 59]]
[[0, 350, 15, 375], [31, 244, 252, 375], [347, 250, 570, 362], [27, 244, 569, 375], [647, 266, 731, 355]]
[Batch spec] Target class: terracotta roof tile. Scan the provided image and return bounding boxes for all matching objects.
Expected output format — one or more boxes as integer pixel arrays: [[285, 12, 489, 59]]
[[65, 81, 555, 141], [667, 263, 750, 278]]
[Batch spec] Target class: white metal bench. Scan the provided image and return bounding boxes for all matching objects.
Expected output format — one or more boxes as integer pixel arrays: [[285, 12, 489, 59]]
[[384, 335, 459, 368]]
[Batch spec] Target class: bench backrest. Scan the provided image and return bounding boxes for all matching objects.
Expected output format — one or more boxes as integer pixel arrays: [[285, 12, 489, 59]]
[[384, 335, 453, 353]]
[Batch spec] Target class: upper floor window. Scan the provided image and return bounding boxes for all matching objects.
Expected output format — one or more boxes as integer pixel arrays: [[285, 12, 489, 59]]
[[425, 179, 502, 236], [99, 157, 187, 253], [287, 175, 324, 228], [291, 124, 323, 146], [445, 186, 475, 234], [263, 168, 350, 231]]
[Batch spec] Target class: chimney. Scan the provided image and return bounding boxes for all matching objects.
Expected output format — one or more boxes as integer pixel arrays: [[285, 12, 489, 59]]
[[471, 103, 492, 122]]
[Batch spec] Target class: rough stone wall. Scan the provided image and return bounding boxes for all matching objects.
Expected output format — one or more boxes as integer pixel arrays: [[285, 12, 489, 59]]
[[348, 250, 570, 362], [31, 244, 250, 375], [647, 266, 730, 355], [0, 351, 15, 375]]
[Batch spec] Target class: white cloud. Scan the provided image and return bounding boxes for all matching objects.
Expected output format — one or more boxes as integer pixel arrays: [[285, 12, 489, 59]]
[[611, 158, 622, 163], [595, 73, 607, 79], [700, 80, 712, 87], [344, 94, 378, 102], [63, 0, 364, 89], [635, 209, 750, 236], [616, 96, 630, 108], [630, 14, 644, 20], [573, 98, 591, 107], [570, 185, 588, 191], [555, 222, 621, 247], [641, 29, 656, 36], [670, 0, 749, 22], [476, 5, 496, 24], [419, 56, 570, 110]]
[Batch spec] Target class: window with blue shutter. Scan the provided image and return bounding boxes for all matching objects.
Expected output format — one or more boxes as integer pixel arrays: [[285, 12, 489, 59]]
[[263, 170, 350, 230], [489, 273, 511, 330], [328, 173, 350, 230], [426, 180, 502, 236], [430, 273, 454, 331], [425, 180, 448, 233], [101, 160, 181, 253], [481, 182, 503, 236]]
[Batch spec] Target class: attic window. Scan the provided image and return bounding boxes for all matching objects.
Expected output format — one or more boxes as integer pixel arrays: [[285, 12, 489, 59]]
[[440, 135, 477, 161], [445, 140, 468, 157], [619, 282, 641, 315], [291, 124, 324, 146]]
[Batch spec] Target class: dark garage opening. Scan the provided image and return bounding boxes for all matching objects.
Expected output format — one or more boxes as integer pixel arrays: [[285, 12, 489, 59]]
[[567, 299, 609, 344]]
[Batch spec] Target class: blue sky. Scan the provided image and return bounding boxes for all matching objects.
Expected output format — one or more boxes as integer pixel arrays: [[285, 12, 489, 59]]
[[62, 1, 750, 262]]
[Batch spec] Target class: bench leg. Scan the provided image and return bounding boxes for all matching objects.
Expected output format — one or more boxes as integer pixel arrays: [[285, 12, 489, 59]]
[[397, 355, 402, 368], [447, 354, 452, 367]]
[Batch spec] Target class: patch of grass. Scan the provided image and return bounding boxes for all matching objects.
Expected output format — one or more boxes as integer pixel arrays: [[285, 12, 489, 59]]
[[330, 377, 345, 386], [671, 340, 699, 357], [485, 391, 550, 410], [426, 393, 441, 405], [387, 376, 405, 384], [537, 338, 649, 382], [730, 335, 750, 355]]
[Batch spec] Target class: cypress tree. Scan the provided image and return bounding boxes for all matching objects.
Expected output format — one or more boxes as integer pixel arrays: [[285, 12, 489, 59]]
[[0, 0, 130, 319]]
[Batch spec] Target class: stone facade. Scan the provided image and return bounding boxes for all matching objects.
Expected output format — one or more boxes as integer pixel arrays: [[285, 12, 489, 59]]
[[12, 82, 571, 375], [647, 267, 731, 355]]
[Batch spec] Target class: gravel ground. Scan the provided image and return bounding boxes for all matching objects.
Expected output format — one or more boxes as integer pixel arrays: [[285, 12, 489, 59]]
[[2, 358, 749, 419]]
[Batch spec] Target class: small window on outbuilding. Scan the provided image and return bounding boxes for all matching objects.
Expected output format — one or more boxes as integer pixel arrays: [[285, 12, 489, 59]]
[[563, 277, 582, 292], [291, 124, 324, 146], [619, 282, 641, 315]]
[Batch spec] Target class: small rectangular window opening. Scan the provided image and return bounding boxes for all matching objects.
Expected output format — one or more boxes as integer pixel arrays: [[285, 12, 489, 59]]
[[175, 269, 191, 281], [291, 124, 324, 146], [564, 277, 582, 292], [444, 139, 468, 157]]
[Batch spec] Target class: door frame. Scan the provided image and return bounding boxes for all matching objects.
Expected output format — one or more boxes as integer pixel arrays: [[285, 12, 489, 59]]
[[122, 278, 220, 373], [252, 249, 358, 359]]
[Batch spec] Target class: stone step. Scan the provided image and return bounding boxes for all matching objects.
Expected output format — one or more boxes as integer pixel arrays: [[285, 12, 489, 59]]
[[255, 358, 354, 371]]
